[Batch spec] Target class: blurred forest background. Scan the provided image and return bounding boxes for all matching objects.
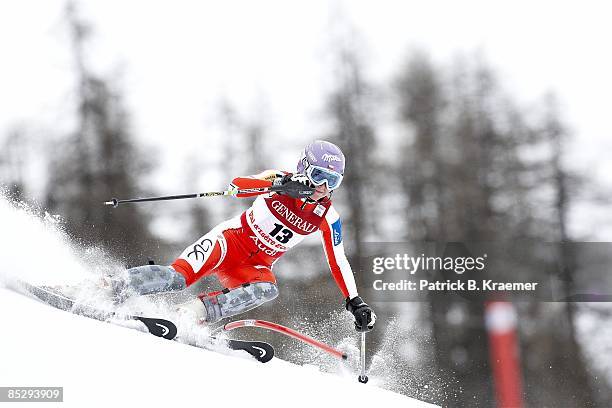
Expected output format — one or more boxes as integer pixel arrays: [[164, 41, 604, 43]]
[[1, 2, 612, 407]]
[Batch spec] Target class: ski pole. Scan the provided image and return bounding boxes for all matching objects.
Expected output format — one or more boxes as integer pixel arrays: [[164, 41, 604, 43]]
[[103, 183, 313, 208], [104, 188, 268, 208], [358, 331, 369, 383]]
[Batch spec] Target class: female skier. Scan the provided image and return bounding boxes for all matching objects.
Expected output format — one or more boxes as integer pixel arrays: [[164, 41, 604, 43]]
[[115, 140, 376, 332]]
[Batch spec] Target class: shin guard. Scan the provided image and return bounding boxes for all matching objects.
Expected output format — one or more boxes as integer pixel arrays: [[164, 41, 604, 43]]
[[199, 282, 278, 324]]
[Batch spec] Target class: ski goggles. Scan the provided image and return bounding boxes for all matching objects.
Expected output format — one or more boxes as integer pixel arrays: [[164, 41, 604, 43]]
[[305, 165, 343, 190]]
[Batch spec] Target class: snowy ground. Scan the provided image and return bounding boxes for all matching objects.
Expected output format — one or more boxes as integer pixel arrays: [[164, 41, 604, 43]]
[[0, 286, 437, 408]]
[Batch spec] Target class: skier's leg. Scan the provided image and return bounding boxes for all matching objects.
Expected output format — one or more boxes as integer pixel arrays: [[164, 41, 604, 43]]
[[171, 223, 230, 286], [177, 265, 278, 324], [215, 264, 277, 289], [114, 264, 187, 297], [201, 265, 279, 323], [112, 219, 236, 299]]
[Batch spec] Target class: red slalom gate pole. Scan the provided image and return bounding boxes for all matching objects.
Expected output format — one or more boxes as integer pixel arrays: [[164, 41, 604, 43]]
[[485, 301, 524, 408], [223, 319, 347, 360]]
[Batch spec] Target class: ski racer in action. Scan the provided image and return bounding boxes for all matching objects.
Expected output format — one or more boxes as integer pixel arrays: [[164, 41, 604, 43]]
[[112, 141, 376, 332]]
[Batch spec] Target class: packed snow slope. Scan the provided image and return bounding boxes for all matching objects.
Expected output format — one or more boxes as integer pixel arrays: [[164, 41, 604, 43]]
[[0, 287, 437, 408]]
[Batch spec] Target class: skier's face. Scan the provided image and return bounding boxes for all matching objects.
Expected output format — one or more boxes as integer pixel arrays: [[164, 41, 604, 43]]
[[311, 183, 330, 201]]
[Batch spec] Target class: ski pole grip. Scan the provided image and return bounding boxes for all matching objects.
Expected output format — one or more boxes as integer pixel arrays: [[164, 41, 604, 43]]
[[270, 181, 315, 199]]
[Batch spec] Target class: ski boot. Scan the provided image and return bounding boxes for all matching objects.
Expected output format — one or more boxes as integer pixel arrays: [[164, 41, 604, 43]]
[[176, 282, 278, 324], [102, 264, 187, 304]]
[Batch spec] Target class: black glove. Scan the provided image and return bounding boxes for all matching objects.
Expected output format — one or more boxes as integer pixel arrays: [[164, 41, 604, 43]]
[[346, 296, 376, 332], [272, 173, 315, 198]]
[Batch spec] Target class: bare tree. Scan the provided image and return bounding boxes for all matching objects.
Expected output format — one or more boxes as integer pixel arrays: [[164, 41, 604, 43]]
[[536, 93, 595, 407], [46, 2, 155, 265], [324, 40, 377, 272], [0, 126, 28, 201]]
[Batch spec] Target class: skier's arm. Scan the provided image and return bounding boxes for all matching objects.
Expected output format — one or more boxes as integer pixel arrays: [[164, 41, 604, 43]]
[[319, 206, 359, 299], [230, 170, 313, 199], [320, 206, 376, 332], [230, 169, 286, 197]]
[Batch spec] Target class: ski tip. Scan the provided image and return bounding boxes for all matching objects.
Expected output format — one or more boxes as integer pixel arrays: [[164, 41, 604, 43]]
[[134, 317, 178, 340], [227, 340, 274, 363]]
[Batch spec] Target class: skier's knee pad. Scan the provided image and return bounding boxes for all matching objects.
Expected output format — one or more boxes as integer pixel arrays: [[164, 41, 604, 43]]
[[199, 281, 278, 323], [121, 264, 187, 296]]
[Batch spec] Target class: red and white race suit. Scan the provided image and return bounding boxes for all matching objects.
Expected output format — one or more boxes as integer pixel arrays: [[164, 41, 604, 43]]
[[171, 170, 358, 300]]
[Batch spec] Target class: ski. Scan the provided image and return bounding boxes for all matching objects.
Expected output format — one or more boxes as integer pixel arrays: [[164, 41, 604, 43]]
[[11, 280, 273, 363], [223, 338, 274, 363], [17, 281, 178, 339]]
